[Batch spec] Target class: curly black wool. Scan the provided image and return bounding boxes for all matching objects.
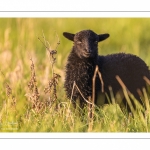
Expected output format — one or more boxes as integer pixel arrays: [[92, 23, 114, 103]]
[[63, 29, 150, 112]]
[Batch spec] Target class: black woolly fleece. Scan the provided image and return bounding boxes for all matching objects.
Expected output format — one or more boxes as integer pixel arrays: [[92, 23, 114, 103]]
[[63, 30, 150, 112]]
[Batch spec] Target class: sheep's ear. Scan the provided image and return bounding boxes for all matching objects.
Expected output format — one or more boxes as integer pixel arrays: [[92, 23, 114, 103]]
[[98, 33, 109, 42], [63, 32, 75, 41]]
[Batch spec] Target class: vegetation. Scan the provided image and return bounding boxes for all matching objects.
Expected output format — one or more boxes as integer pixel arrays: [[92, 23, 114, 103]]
[[0, 18, 150, 132]]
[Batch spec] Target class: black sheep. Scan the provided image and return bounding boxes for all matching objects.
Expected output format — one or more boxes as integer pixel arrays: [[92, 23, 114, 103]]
[[63, 29, 150, 112]]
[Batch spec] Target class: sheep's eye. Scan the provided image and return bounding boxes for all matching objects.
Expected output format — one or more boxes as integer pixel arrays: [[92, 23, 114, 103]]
[[77, 41, 82, 44], [94, 41, 98, 44]]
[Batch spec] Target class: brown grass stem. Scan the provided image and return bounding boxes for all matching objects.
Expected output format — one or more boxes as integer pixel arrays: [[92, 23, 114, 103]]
[[71, 81, 92, 105], [116, 75, 135, 114]]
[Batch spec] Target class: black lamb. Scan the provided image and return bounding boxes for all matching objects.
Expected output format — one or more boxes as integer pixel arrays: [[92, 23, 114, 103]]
[[63, 29, 150, 112]]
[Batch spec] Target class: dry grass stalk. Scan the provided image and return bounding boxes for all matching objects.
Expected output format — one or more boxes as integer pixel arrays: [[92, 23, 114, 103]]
[[116, 75, 135, 114], [38, 30, 60, 76], [92, 65, 104, 105], [44, 73, 61, 106], [88, 65, 104, 131], [5, 83, 12, 97], [87, 96, 93, 132], [0, 70, 16, 109], [27, 58, 43, 113], [96, 65, 104, 93], [143, 76, 150, 85], [90, 65, 104, 118], [38, 31, 61, 108], [71, 81, 92, 105]]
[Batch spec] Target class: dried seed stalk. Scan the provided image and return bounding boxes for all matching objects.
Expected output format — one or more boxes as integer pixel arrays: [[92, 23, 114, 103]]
[[27, 58, 43, 113], [38, 31, 61, 107], [38, 30, 60, 77], [0, 70, 17, 109], [44, 73, 61, 106], [88, 65, 104, 131]]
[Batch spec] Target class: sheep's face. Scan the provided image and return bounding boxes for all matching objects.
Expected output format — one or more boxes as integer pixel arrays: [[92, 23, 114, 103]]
[[63, 30, 109, 59]]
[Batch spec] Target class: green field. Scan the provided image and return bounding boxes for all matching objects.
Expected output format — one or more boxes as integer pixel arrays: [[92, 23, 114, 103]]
[[0, 18, 150, 132]]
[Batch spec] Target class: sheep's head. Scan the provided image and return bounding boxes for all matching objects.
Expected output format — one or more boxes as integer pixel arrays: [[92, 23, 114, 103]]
[[63, 30, 109, 59]]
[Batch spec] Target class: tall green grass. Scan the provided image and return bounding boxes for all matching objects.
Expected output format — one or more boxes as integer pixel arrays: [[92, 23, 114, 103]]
[[0, 18, 150, 132]]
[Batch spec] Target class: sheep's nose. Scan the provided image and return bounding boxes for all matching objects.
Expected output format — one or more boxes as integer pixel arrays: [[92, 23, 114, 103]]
[[85, 48, 92, 53], [84, 42, 92, 53], [85, 46, 92, 53]]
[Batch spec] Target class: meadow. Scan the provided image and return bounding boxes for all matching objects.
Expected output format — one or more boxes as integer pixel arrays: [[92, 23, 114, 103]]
[[0, 18, 150, 132]]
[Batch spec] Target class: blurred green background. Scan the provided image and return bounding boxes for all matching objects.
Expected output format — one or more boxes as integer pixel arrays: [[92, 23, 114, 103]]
[[0, 18, 150, 70]]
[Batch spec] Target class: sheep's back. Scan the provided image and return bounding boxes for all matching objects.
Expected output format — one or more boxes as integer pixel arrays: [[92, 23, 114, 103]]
[[98, 53, 150, 95]]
